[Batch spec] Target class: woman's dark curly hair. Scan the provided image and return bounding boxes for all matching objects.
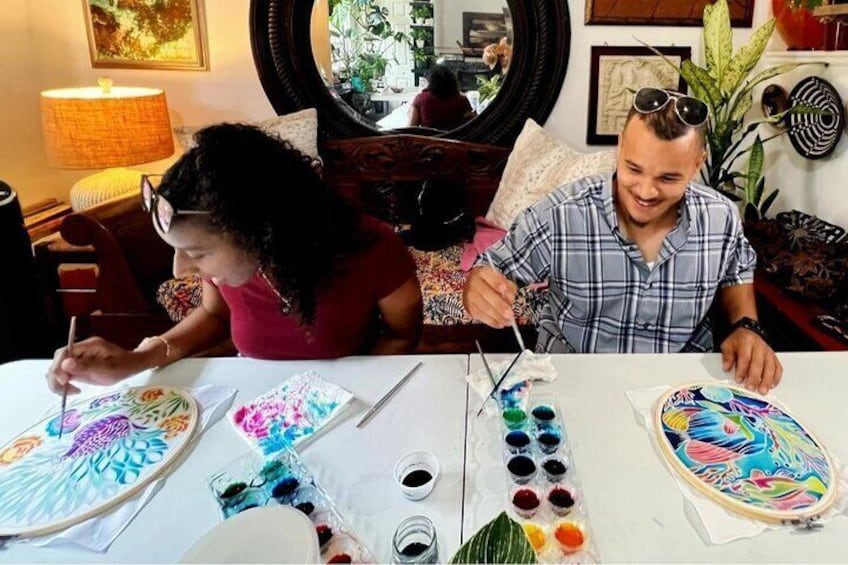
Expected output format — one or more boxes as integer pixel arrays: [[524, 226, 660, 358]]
[[157, 123, 369, 324], [426, 64, 461, 100]]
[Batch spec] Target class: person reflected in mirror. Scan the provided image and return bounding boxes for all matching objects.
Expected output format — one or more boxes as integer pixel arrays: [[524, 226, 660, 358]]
[[47, 124, 423, 395], [409, 64, 476, 131], [463, 88, 782, 394], [482, 37, 513, 77]]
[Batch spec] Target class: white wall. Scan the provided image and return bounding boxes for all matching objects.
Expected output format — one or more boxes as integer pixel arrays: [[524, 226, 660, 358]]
[[3, 0, 846, 227], [2, 0, 274, 208]]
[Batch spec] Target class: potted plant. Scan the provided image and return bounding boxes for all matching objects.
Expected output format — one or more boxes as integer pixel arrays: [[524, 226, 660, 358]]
[[645, 0, 818, 208], [411, 4, 433, 25], [413, 50, 435, 70], [411, 27, 433, 48], [329, 0, 409, 90]]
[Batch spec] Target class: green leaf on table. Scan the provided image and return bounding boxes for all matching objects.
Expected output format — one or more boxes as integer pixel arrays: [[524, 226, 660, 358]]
[[450, 512, 537, 564]]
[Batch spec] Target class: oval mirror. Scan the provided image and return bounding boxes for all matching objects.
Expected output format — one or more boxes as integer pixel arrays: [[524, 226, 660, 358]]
[[250, 0, 570, 146]]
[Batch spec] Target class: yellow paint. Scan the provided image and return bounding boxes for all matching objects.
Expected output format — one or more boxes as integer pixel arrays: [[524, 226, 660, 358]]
[[522, 523, 547, 552]]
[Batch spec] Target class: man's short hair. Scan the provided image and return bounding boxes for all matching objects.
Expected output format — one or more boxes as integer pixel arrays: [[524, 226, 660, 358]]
[[624, 103, 707, 150]]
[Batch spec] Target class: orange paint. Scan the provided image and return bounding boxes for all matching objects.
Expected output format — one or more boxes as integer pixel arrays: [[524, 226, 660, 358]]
[[554, 522, 584, 552]]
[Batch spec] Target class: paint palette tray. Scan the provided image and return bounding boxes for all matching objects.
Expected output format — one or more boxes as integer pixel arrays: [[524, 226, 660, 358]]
[[500, 393, 598, 563], [207, 447, 373, 564]]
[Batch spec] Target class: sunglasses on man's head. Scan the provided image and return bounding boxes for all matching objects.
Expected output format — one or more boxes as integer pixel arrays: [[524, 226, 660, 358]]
[[140, 174, 209, 234], [632, 87, 710, 128]]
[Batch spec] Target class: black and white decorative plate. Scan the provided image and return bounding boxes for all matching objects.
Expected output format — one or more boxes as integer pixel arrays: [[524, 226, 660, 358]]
[[786, 76, 845, 160]]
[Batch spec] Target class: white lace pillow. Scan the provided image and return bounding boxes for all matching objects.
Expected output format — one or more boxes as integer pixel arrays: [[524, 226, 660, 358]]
[[173, 108, 319, 159], [485, 119, 617, 229]]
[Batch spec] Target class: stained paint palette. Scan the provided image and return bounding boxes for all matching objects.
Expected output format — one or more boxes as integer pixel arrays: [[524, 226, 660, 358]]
[[207, 447, 373, 564], [228, 371, 354, 457], [500, 392, 598, 563], [655, 383, 838, 524], [0, 386, 198, 537]]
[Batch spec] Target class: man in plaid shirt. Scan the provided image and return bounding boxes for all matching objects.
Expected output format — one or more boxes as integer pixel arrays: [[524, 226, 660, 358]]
[[463, 89, 782, 394]]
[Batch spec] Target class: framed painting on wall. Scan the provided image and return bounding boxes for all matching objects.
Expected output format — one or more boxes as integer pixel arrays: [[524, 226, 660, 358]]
[[585, 0, 754, 27], [462, 12, 508, 54], [587, 46, 691, 145], [82, 0, 209, 70]]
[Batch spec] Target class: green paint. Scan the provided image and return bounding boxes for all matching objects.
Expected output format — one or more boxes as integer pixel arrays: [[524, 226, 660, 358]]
[[502, 408, 527, 430]]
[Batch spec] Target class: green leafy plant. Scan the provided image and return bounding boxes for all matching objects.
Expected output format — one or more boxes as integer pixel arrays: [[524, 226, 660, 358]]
[[644, 0, 817, 205], [450, 512, 537, 564], [741, 135, 779, 221], [411, 4, 433, 23], [410, 26, 433, 46], [329, 0, 409, 91], [476, 74, 502, 103], [413, 50, 435, 70]]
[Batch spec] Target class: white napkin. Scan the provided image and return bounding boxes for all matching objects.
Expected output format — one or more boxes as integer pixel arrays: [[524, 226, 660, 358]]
[[466, 351, 558, 415], [14, 384, 237, 553], [626, 385, 848, 545]]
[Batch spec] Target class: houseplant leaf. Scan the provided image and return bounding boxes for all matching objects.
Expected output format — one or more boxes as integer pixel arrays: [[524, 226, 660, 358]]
[[704, 0, 732, 83], [745, 136, 763, 205], [680, 60, 722, 113], [729, 90, 754, 126], [449, 511, 537, 564], [721, 19, 776, 95], [761, 188, 779, 217]]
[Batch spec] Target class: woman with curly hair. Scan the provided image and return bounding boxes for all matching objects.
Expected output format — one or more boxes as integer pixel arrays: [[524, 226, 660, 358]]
[[47, 123, 422, 394], [409, 64, 476, 131]]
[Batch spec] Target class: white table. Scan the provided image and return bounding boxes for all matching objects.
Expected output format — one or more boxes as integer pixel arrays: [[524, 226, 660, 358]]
[[464, 352, 848, 563], [0, 355, 469, 563]]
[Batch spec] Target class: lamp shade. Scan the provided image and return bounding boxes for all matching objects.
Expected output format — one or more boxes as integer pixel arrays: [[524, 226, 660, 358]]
[[41, 86, 174, 169]]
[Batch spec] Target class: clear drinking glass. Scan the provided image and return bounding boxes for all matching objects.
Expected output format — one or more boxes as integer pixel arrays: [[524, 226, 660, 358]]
[[391, 515, 439, 564]]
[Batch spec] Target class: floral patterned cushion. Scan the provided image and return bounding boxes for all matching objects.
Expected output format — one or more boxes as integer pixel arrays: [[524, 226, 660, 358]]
[[156, 246, 545, 327]]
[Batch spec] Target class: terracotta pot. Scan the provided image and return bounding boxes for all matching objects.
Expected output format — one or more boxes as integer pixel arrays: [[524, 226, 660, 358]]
[[772, 0, 826, 50]]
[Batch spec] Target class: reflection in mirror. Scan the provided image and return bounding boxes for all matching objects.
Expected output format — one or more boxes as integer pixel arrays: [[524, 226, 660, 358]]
[[310, 0, 513, 133]]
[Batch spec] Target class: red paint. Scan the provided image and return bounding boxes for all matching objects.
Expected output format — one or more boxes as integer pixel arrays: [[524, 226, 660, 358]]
[[327, 553, 352, 563], [512, 488, 540, 510]]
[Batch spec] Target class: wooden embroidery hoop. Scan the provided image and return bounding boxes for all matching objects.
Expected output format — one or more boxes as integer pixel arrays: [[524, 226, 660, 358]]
[[0, 385, 198, 538], [653, 383, 838, 524]]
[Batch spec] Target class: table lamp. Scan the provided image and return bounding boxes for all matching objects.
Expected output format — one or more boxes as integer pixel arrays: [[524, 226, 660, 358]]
[[40, 78, 174, 211]]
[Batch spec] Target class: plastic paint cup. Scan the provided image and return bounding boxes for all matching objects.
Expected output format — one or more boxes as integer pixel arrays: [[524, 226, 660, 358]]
[[506, 454, 537, 484], [504, 430, 532, 454], [541, 455, 569, 483], [547, 484, 577, 516], [522, 523, 548, 553], [531, 404, 556, 424], [510, 485, 541, 519], [394, 451, 440, 501], [502, 408, 528, 430], [219, 485, 269, 518], [536, 428, 562, 454], [554, 520, 586, 554]]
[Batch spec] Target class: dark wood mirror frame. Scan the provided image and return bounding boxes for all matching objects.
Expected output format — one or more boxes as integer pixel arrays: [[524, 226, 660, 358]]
[[250, 0, 571, 147]]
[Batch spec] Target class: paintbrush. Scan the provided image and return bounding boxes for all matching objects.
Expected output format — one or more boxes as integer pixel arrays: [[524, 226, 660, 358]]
[[475, 349, 524, 417], [474, 339, 498, 389], [484, 252, 527, 352], [58, 315, 76, 441], [356, 361, 423, 429]]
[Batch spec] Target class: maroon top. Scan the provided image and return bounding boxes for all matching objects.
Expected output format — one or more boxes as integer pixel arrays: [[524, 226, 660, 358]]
[[217, 216, 416, 360], [412, 90, 473, 130]]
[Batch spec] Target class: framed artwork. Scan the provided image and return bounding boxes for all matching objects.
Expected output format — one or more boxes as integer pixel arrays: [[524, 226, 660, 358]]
[[587, 46, 691, 145], [82, 0, 209, 70], [462, 12, 508, 54], [654, 383, 837, 524], [0, 386, 197, 537], [585, 0, 754, 26]]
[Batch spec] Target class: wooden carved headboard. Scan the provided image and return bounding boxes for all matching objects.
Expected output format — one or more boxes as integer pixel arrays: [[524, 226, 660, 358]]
[[321, 134, 511, 222]]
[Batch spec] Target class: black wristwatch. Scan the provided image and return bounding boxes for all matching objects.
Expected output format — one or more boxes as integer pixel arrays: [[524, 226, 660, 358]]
[[728, 316, 768, 342]]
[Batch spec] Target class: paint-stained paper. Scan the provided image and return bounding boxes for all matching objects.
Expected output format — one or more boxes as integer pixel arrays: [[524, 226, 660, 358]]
[[228, 372, 354, 456]]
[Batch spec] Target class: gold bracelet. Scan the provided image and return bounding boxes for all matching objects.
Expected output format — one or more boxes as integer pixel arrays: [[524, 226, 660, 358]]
[[138, 335, 171, 359]]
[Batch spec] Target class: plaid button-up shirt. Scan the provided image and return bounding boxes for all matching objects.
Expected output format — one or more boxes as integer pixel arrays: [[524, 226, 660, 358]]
[[483, 174, 757, 353]]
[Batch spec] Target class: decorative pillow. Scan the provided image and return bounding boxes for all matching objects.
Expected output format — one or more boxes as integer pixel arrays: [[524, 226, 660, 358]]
[[173, 108, 320, 160], [485, 119, 617, 229]]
